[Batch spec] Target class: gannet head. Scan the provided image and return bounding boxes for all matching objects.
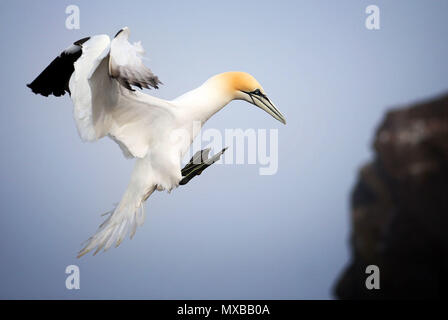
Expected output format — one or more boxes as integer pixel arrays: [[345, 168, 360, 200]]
[[213, 71, 286, 125]]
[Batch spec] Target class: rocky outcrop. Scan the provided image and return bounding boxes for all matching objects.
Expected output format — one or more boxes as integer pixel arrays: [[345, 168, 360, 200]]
[[334, 93, 448, 299]]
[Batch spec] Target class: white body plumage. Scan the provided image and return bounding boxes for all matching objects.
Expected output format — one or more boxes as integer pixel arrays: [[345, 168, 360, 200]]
[[27, 27, 286, 257]]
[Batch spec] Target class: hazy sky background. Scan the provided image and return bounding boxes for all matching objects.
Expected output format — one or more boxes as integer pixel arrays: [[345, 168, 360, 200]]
[[0, 0, 447, 299]]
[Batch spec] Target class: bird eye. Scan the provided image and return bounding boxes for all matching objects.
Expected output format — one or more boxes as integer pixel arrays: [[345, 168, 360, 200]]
[[253, 89, 262, 95]]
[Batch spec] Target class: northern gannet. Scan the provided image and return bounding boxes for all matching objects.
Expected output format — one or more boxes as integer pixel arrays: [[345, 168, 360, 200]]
[[27, 27, 286, 257]]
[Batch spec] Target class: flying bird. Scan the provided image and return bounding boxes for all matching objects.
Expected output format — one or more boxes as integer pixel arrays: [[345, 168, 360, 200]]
[[27, 27, 286, 257]]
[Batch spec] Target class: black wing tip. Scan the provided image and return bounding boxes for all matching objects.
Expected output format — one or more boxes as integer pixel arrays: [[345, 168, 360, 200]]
[[27, 36, 86, 98], [153, 77, 163, 89], [122, 78, 163, 91], [114, 29, 124, 38], [73, 36, 91, 46], [153, 82, 161, 90], [148, 77, 163, 90], [27, 82, 66, 97], [26, 82, 41, 95]]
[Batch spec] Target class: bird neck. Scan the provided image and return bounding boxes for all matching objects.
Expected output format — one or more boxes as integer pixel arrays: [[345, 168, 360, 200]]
[[174, 76, 235, 124]]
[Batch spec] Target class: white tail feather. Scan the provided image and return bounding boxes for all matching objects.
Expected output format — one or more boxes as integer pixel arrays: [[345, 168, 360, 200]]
[[78, 159, 156, 258]]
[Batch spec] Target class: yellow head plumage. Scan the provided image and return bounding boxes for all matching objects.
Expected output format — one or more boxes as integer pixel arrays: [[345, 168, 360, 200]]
[[213, 71, 264, 96], [206, 71, 286, 124]]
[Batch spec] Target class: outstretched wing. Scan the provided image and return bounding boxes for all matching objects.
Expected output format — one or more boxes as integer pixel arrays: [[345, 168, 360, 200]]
[[28, 28, 169, 159], [27, 27, 161, 97], [68, 35, 112, 141], [27, 37, 90, 97], [109, 27, 162, 91]]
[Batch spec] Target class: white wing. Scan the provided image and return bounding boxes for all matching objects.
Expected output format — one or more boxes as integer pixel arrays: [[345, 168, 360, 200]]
[[69, 35, 111, 141], [109, 27, 162, 91], [71, 29, 179, 256], [29, 26, 166, 152], [68, 27, 168, 157], [29, 28, 179, 257]]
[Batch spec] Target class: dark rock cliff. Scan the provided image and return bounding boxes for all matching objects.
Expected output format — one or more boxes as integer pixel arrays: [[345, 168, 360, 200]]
[[334, 93, 448, 299]]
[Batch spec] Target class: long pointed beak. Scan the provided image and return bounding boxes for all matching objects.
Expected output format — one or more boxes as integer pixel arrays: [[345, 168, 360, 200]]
[[249, 93, 286, 125]]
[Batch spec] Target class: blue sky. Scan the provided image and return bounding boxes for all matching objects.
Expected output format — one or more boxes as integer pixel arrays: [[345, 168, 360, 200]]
[[0, 0, 447, 299]]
